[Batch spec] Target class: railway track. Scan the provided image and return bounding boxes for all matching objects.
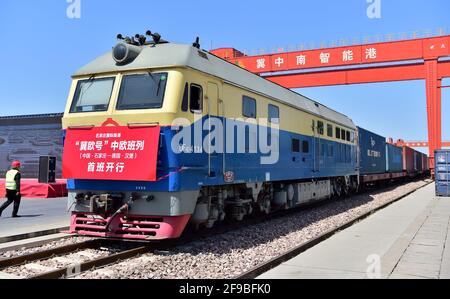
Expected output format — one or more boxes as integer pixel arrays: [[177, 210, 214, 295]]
[[0, 179, 432, 279], [0, 202, 326, 279], [235, 180, 433, 279], [0, 238, 152, 279]]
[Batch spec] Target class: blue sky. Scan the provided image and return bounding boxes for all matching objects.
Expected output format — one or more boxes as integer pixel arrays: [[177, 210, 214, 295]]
[[0, 0, 449, 151]]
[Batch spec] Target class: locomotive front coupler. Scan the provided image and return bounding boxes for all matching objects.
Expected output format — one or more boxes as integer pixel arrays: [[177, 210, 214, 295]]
[[105, 193, 141, 232], [88, 193, 125, 216]]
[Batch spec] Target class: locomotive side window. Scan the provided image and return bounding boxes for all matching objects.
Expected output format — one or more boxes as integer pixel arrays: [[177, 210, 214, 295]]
[[336, 127, 341, 139], [117, 73, 168, 110], [243, 96, 257, 118], [292, 138, 300, 153], [268, 104, 280, 124], [341, 130, 345, 141], [317, 121, 324, 135], [190, 84, 203, 113], [327, 124, 333, 137], [181, 83, 189, 112], [346, 131, 351, 142], [70, 77, 115, 113]]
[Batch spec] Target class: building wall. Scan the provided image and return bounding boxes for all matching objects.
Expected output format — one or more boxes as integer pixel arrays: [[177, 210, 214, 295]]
[[0, 114, 63, 178]]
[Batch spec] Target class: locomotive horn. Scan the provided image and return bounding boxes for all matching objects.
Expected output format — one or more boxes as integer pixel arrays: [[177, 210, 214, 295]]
[[145, 30, 161, 44], [152, 32, 161, 44], [135, 34, 147, 46], [193, 37, 200, 49]]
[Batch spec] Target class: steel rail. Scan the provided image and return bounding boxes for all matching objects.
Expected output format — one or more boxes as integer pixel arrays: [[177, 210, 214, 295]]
[[30, 245, 151, 279], [0, 239, 101, 270]]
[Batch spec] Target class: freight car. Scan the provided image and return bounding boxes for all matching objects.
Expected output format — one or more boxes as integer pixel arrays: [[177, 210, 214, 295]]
[[358, 126, 430, 186], [402, 146, 429, 177], [62, 32, 427, 241]]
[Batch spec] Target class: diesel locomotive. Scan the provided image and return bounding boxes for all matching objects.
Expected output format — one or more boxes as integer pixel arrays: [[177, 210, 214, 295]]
[[62, 32, 427, 241]]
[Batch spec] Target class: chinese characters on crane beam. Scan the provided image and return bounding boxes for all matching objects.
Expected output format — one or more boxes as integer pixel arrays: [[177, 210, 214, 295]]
[[253, 46, 379, 70], [366, 48, 377, 59]]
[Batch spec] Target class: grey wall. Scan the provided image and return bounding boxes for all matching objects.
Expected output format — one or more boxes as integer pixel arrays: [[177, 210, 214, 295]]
[[0, 115, 63, 178]]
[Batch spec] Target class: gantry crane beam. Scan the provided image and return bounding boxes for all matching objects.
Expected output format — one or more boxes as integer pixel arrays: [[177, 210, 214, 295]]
[[212, 35, 450, 171]]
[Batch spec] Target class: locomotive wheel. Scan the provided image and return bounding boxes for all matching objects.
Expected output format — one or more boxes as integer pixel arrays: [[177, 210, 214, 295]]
[[260, 195, 271, 215], [333, 181, 342, 198]]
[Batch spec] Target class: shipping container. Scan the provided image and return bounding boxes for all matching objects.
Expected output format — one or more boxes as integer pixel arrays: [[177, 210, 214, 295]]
[[403, 146, 416, 175], [435, 150, 450, 197], [386, 143, 403, 173], [357, 127, 387, 175], [415, 150, 423, 172], [422, 153, 430, 172]]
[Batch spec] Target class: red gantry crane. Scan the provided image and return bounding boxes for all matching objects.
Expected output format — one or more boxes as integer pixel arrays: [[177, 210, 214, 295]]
[[212, 35, 450, 172]]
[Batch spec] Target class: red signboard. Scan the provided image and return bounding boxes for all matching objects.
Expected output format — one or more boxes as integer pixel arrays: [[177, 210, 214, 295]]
[[62, 125, 161, 182], [226, 36, 450, 74]]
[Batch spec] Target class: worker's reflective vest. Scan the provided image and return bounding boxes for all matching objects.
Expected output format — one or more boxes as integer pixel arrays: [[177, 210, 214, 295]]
[[5, 169, 19, 191]]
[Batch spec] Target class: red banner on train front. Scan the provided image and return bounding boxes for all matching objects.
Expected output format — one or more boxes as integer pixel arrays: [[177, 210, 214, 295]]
[[62, 126, 160, 181]]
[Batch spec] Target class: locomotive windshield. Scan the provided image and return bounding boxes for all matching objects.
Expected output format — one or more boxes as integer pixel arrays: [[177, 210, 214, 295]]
[[116, 72, 168, 110], [70, 77, 115, 113]]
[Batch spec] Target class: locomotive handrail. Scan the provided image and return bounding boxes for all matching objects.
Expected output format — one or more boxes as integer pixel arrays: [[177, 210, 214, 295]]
[[220, 98, 226, 175], [68, 125, 95, 130], [127, 122, 159, 128]]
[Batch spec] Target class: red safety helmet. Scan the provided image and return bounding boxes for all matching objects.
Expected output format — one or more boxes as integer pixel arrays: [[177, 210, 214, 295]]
[[11, 161, 21, 169]]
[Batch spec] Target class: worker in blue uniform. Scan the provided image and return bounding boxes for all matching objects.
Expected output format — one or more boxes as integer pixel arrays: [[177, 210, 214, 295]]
[[0, 161, 22, 218]]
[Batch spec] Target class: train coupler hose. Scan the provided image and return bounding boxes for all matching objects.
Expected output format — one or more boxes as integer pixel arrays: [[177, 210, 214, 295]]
[[105, 195, 137, 232]]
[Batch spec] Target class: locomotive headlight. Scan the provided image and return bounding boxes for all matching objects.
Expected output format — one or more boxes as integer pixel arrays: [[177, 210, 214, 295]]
[[113, 43, 127, 61], [112, 42, 142, 65]]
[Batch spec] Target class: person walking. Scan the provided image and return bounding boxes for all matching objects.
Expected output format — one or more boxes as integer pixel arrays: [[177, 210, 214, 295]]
[[0, 161, 22, 218]]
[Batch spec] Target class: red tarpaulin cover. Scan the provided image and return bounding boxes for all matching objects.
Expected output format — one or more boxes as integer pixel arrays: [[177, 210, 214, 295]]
[[0, 179, 67, 198], [62, 125, 161, 182]]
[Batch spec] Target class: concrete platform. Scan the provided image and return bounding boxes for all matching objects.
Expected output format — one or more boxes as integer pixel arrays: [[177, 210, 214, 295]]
[[0, 197, 69, 245], [258, 183, 450, 279]]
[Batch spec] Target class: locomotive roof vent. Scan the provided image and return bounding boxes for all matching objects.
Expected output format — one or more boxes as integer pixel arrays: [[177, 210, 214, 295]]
[[113, 30, 169, 65]]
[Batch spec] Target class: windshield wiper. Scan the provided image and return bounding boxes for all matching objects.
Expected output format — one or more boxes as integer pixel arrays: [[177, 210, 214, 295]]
[[146, 71, 158, 84], [156, 76, 162, 96], [79, 75, 96, 101], [147, 71, 162, 95]]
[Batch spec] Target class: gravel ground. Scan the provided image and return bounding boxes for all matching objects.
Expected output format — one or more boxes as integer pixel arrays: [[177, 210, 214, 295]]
[[0, 236, 92, 259], [75, 179, 431, 279]]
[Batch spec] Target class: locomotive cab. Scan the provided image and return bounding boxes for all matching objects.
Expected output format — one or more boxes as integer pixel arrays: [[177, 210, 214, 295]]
[[62, 35, 216, 239]]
